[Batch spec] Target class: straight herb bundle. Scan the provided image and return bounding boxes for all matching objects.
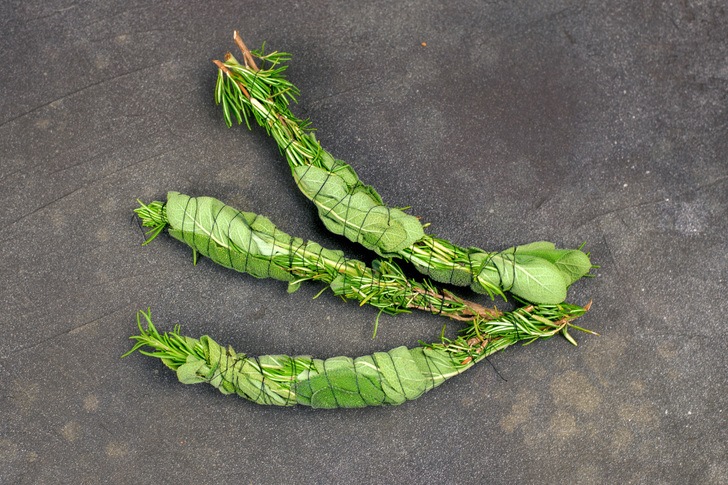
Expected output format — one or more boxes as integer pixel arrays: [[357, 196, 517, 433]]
[[126, 303, 591, 408], [213, 32, 593, 304], [136, 191, 504, 327]]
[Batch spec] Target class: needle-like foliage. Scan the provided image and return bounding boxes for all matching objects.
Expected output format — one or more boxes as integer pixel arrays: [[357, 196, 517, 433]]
[[213, 32, 594, 304]]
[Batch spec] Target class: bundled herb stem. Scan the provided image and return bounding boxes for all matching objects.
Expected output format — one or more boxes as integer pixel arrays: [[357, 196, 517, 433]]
[[136, 191, 501, 326], [213, 32, 593, 304], [125, 302, 591, 408]]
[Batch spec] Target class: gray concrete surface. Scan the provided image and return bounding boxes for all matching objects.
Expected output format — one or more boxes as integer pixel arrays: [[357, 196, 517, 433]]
[[1, 1, 726, 484]]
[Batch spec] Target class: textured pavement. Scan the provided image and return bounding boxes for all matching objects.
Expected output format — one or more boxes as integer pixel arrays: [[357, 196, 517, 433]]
[[1, 1, 726, 484]]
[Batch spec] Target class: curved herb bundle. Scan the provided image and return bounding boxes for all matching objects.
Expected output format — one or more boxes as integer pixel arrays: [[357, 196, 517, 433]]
[[126, 303, 590, 408], [136, 191, 501, 326], [212, 32, 593, 304]]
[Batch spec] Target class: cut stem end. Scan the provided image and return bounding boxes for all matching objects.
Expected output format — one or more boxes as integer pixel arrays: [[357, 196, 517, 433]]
[[134, 199, 168, 245]]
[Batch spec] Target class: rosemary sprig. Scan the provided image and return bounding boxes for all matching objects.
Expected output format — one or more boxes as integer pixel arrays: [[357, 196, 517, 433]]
[[212, 32, 594, 304]]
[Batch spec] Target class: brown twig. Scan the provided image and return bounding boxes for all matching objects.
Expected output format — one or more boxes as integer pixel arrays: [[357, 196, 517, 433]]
[[234, 30, 259, 71], [461, 337, 490, 365], [408, 286, 501, 320], [213, 59, 251, 99]]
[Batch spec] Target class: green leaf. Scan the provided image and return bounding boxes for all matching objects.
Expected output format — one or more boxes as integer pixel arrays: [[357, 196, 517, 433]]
[[295, 358, 367, 409], [176, 359, 209, 385], [293, 347, 431, 408], [382, 346, 428, 401], [164, 191, 298, 284], [512, 242, 592, 286], [293, 165, 424, 255], [473, 252, 568, 304]]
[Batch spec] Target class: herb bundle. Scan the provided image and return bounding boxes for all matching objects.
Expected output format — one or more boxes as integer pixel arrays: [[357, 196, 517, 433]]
[[136, 191, 505, 327], [212, 32, 593, 304], [126, 303, 590, 408]]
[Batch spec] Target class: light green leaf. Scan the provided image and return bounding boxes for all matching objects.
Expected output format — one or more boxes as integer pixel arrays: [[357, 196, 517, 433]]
[[176, 359, 208, 385], [511, 242, 592, 285]]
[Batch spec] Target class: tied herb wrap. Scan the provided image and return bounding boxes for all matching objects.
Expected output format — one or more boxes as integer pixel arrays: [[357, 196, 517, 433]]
[[290, 150, 425, 255], [136, 191, 501, 324], [213, 33, 593, 304], [126, 303, 590, 408]]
